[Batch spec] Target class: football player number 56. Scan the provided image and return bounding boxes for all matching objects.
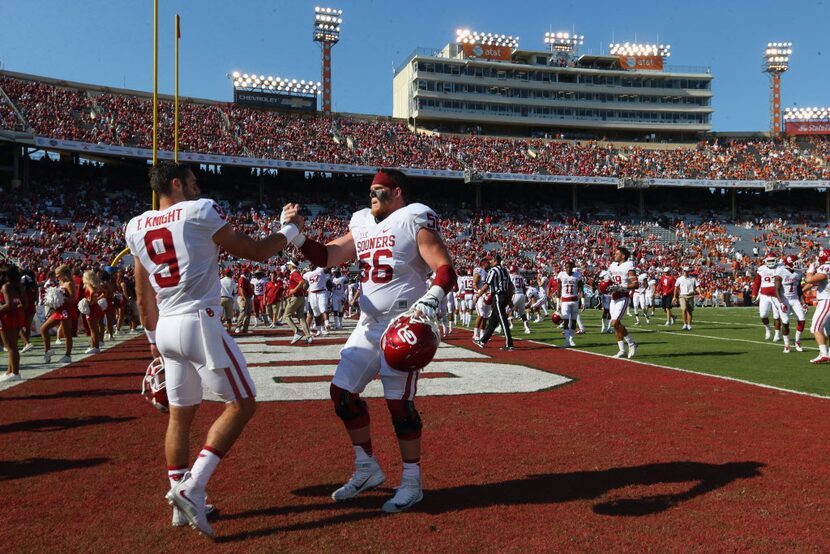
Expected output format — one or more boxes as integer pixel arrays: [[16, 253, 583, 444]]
[[359, 249, 393, 284], [143, 228, 181, 288]]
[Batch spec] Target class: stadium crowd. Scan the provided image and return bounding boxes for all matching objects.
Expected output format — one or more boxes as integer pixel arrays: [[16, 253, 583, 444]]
[[3, 75, 830, 180]]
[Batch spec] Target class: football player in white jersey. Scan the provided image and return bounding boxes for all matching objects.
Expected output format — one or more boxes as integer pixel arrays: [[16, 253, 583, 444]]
[[329, 267, 349, 330], [292, 169, 456, 513], [557, 260, 583, 347], [804, 249, 830, 363], [778, 255, 805, 353], [457, 269, 475, 327], [608, 246, 638, 358], [752, 255, 784, 341], [303, 265, 331, 336], [126, 162, 303, 537], [646, 272, 657, 318], [598, 270, 613, 333], [633, 272, 650, 325], [508, 265, 531, 334], [472, 258, 492, 341]]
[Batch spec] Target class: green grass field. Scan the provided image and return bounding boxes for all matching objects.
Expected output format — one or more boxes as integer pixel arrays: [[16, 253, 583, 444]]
[[465, 307, 830, 397]]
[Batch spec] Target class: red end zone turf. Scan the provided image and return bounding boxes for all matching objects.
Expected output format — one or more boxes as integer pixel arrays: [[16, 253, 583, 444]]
[[2, 330, 830, 551]]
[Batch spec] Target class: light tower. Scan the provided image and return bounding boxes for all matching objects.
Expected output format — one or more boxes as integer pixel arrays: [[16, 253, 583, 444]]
[[313, 6, 342, 115], [763, 42, 792, 135], [544, 31, 584, 55]]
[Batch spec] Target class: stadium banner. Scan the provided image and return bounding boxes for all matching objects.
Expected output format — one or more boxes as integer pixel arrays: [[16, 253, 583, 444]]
[[30, 136, 830, 188], [233, 90, 317, 112], [785, 121, 830, 136], [617, 56, 664, 71], [461, 44, 512, 61]]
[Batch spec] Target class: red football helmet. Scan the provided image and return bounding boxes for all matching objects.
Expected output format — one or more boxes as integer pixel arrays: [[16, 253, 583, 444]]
[[782, 254, 797, 268], [381, 313, 440, 372], [141, 358, 169, 413], [509, 265, 518, 274], [483, 292, 493, 305], [819, 249, 830, 265], [599, 281, 610, 294], [551, 312, 563, 325]]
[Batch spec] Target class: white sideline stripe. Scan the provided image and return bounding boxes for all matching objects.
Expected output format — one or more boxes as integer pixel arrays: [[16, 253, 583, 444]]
[[0, 333, 138, 391], [515, 337, 830, 401]]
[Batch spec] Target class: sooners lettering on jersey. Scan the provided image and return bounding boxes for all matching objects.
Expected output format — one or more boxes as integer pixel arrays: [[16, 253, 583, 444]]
[[756, 265, 779, 296], [125, 198, 226, 316], [556, 271, 581, 301], [778, 267, 802, 299], [350, 202, 437, 318]]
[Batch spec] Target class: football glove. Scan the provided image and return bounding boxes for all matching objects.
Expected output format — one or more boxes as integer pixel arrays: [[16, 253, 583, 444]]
[[410, 286, 445, 321]]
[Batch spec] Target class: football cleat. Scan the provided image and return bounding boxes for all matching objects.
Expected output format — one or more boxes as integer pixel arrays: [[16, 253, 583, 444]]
[[0, 373, 21, 382], [290, 333, 303, 345], [772, 334, 781, 343], [381, 476, 423, 513], [764, 330, 771, 340], [173, 502, 216, 528], [57, 355, 72, 364], [165, 472, 214, 538], [612, 350, 626, 358], [795, 342, 804, 352], [332, 459, 386, 502], [627, 343, 638, 359], [810, 355, 830, 364], [381, 313, 440, 372], [21, 343, 34, 353], [783, 346, 791, 354], [473, 339, 486, 349], [141, 358, 169, 413]]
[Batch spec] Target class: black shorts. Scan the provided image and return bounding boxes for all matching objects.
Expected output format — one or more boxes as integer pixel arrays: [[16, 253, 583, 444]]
[[661, 295, 673, 309]]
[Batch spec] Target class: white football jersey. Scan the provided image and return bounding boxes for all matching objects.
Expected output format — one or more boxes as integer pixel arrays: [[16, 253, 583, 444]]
[[637, 273, 648, 292], [815, 264, 830, 300], [757, 265, 779, 295], [526, 286, 539, 299], [350, 202, 437, 318], [331, 275, 349, 296], [778, 267, 801, 300], [609, 261, 636, 289], [647, 278, 657, 294], [557, 271, 581, 299], [510, 273, 527, 295], [473, 267, 488, 291], [252, 277, 266, 296], [125, 198, 227, 316], [458, 275, 474, 294], [304, 267, 329, 293]]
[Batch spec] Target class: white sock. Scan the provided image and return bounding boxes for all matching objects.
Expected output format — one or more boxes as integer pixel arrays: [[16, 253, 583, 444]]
[[190, 447, 222, 489], [783, 336, 790, 347], [168, 466, 187, 489], [402, 461, 421, 481], [821, 344, 829, 357], [764, 324, 771, 333], [774, 331, 780, 339], [353, 445, 372, 463], [617, 340, 625, 351], [625, 335, 636, 346], [796, 330, 802, 342]]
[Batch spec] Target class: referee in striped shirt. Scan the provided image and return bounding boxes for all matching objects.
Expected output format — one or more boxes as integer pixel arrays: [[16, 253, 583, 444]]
[[474, 254, 515, 350]]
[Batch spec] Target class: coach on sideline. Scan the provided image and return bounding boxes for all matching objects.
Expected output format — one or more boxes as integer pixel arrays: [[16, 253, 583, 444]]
[[474, 253, 515, 351]]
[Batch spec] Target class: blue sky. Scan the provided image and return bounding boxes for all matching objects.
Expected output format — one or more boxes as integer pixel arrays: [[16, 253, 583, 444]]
[[0, 0, 827, 131]]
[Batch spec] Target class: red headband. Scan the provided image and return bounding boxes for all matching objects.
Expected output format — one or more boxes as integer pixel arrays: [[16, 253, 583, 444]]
[[372, 171, 398, 189]]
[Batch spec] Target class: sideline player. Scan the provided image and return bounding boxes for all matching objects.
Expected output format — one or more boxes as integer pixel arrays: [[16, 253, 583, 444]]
[[457, 268, 474, 327], [753, 255, 783, 341], [598, 270, 612, 333], [804, 250, 830, 363], [472, 258, 492, 341], [126, 162, 303, 537], [608, 247, 638, 358], [633, 270, 650, 325], [557, 260, 583, 347], [508, 265, 531, 334], [304, 264, 331, 335], [779, 255, 805, 353], [294, 168, 456, 512], [330, 267, 349, 330]]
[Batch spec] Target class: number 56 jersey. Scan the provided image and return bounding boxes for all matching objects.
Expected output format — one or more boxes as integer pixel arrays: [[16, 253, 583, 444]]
[[125, 198, 227, 316], [350, 203, 438, 319]]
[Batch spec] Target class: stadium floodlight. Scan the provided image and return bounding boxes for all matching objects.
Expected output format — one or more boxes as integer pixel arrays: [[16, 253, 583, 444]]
[[764, 42, 792, 72], [455, 29, 520, 49], [608, 42, 671, 58], [764, 41, 793, 135], [228, 72, 321, 96], [783, 107, 830, 122], [544, 31, 584, 54], [313, 6, 342, 115], [313, 6, 343, 43]]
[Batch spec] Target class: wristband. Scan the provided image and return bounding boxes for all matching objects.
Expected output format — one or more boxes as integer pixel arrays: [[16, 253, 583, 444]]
[[278, 224, 299, 244], [292, 232, 307, 247], [426, 285, 446, 303], [145, 329, 156, 345]]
